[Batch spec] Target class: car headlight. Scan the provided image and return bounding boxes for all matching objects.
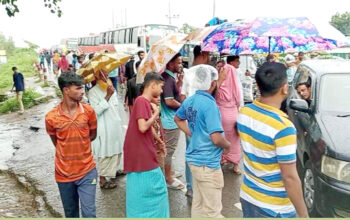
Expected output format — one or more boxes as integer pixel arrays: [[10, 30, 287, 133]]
[[321, 155, 350, 184]]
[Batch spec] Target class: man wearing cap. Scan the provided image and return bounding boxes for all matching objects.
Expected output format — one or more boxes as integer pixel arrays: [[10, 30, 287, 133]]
[[174, 65, 231, 218]]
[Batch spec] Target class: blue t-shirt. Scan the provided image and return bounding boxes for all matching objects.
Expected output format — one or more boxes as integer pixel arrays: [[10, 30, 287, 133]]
[[13, 73, 24, 91], [108, 68, 119, 78], [176, 90, 224, 169]]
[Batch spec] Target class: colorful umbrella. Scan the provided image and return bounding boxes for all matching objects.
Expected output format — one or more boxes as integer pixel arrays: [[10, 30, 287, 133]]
[[184, 25, 218, 44], [77, 52, 132, 84], [202, 17, 342, 55], [136, 33, 187, 83]]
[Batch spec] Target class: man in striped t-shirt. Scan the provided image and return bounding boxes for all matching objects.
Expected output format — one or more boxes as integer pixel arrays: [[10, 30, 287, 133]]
[[237, 62, 308, 218]]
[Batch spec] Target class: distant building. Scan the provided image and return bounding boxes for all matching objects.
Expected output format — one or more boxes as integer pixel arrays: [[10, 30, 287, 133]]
[[0, 50, 7, 64]]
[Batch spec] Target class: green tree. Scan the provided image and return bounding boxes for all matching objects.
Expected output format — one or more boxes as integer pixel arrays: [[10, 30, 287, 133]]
[[180, 23, 197, 34], [330, 12, 350, 36], [0, 33, 15, 56], [1, 0, 62, 17]]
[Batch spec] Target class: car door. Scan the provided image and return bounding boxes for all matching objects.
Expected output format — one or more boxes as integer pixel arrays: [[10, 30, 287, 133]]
[[288, 66, 314, 163]]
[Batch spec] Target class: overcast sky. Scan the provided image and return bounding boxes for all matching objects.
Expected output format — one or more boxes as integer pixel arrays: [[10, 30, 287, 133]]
[[0, 0, 348, 48]]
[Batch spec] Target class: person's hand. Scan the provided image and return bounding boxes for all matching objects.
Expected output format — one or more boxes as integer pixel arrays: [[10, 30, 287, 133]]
[[219, 67, 228, 81], [124, 103, 129, 112], [105, 85, 115, 101], [159, 141, 167, 157], [151, 102, 160, 114]]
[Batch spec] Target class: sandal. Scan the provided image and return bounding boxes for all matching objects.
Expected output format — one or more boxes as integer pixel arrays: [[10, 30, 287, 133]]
[[167, 178, 185, 190], [100, 181, 118, 189], [115, 170, 126, 177], [172, 170, 182, 178]]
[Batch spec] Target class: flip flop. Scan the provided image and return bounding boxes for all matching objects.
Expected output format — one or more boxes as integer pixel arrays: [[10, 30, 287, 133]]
[[172, 171, 182, 178], [100, 181, 117, 189], [167, 178, 185, 190]]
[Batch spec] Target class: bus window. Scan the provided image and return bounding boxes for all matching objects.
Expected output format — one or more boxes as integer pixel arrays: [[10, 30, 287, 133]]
[[119, 29, 125, 44], [111, 31, 115, 44], [106, 32, 111, 44], [125, 28, 130, 44], [132, 27, 138, 43], [95, 36, 100, 45], [113, 31, 119, 44]]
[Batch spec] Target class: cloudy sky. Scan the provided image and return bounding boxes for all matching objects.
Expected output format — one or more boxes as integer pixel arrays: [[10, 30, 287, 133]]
[[0, 0, 348, 48]]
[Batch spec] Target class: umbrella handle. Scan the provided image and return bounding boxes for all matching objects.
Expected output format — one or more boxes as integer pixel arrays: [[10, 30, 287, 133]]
[[99, 69, 108, 82]]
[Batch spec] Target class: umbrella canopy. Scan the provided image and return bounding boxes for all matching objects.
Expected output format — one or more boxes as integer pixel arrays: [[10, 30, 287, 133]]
[[202, 17, 341, 55], [136, 33, 187, 83], [184, 25, 218, 44], [77, 52, 131, 84]]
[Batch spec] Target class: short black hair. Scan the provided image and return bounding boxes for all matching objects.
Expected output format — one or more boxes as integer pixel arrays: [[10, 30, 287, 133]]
[[216, 60, 225, 65], [227, 55, 239, 63], [12, 66, 17, 71], [168, 53, 181, 64], [296, 82, 311, 89], [141, 72, 164, 93], [298, 52, 304, 56], [193, 45, 202, 59], [255, 62, 287, 97], [58, 72, 84, 92], [137, 50, 145, 56], [266, 54, 275, 62]]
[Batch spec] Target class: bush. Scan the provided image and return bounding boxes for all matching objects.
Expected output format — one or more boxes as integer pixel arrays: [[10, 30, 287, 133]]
[[0, 48, 38, 94], [0, 89, 42, 114]]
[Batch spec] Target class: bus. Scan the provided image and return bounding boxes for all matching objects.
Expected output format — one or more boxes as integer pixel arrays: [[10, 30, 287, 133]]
[[78, 24, 179, 55], [61, 38, 78, 52]]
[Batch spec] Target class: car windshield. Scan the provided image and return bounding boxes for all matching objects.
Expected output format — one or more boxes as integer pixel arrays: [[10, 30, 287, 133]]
[[319, 73, 350, 113]]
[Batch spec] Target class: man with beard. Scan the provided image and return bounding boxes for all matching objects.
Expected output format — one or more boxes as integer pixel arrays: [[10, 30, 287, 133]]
[[175, 65, 230, 218], [45, 72, 98, 217]]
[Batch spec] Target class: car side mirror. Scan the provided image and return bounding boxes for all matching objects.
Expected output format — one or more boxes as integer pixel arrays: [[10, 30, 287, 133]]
[[289, 99, 310, 113]]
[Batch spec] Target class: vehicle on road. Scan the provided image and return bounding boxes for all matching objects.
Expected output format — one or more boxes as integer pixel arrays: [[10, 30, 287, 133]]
[[287, 59, 350, 217]]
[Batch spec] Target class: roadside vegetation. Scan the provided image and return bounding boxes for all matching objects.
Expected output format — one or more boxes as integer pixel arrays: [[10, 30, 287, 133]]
[[0, 47, 38, 94], [0, 89, 42, 114]]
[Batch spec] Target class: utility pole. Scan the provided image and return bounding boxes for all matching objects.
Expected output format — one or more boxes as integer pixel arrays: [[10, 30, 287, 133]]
[[125, 8, 127, 27], [165, 0, 179, 25], [213, 0, 216, 17], [112, 10, 115, 28]]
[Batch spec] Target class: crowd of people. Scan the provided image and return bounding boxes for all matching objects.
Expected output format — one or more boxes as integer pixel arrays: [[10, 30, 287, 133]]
[[40, 44, 312, 218]]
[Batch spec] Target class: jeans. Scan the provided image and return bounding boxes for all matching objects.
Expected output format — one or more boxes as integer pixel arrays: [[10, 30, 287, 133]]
[[185, 136, 193, 192], [240, 198, 297, 218], [109, 77, 118, 92], [57, 168, 97, 218]]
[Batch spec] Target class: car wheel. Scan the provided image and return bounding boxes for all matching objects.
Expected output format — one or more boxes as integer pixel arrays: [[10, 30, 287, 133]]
[[302, 160, 319, 217]]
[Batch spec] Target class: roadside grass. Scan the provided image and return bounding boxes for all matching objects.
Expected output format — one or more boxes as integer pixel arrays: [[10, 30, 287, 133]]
[[55, 87, 62, 99], [41, 82, 50, 88], [0, 89, 42, 114], [0, 48, 38, 94]]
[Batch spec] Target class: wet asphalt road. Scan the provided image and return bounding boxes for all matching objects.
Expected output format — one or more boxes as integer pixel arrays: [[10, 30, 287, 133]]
[[0, 92, 243, 218]]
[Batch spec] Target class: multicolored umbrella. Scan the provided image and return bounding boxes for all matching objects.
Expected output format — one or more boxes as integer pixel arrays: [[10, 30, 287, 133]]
[[136, 33, 186, 83], [202, 17, 341, 55]]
